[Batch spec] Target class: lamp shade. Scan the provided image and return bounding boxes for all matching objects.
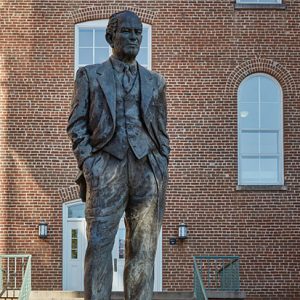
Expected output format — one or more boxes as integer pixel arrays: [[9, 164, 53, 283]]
[[39, 221, 48, 239], [178, 223, 188, 240]]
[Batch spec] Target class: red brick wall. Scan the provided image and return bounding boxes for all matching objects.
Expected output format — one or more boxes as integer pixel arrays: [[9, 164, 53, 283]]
[[1, 1, 299, 299]]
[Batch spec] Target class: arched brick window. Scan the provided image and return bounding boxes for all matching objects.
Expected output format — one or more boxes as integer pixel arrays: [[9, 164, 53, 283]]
[[238, 73, 283, 185], [75, 20, 151, 72]]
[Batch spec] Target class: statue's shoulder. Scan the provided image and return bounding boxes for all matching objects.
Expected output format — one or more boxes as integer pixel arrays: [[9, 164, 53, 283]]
[[152, 71, 166, 91], [151, 70, 165, 84], [82, 63, 100, 72], [80, 60, 111, 77], [155, 71, 166, 88], [139, 65, 166, 89]]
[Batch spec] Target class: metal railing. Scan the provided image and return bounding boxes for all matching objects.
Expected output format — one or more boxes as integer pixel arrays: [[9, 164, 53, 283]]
[[0, 254, 31, 300], [193, 256, 240, 299], [193, 257, 208, 300]]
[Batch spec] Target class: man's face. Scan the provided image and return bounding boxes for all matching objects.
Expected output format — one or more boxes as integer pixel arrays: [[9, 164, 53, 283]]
[[112, 13, 142, 63]]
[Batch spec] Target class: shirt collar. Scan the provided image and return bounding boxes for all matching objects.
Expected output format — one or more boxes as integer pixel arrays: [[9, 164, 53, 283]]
[[110, 55, 137, 75]]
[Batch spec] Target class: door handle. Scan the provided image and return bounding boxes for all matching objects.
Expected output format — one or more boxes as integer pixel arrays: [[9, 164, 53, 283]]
[[114, 258, 117, 272]]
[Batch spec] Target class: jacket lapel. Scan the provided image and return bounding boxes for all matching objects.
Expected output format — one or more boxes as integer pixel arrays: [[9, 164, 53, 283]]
[[139, 64, 153, 118], [96, 60, 116, 125], [95, 61, 154, 126]]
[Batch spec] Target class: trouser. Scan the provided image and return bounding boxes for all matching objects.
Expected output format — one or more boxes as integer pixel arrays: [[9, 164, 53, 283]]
[[83, 149, 166, 300]]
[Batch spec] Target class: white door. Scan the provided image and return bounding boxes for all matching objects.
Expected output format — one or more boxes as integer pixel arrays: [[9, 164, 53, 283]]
[[112, 217, 126, 291], [111, 217, 162, 291], [63, 201, 87, 291], [63, 200, 162, 291]]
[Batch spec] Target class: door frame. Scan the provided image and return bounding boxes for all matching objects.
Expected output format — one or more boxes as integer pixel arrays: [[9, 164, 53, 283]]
[[62, 198, 85, 290], [62, 199, 162, 291]]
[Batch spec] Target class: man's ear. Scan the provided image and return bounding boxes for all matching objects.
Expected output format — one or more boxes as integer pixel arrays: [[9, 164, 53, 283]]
[[105, 33, 114, 48]]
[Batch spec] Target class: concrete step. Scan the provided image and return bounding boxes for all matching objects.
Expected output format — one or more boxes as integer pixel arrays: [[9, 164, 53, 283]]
[[29, 290, 246, 300], [207, 290, 246, 299], [29, 290, 195, 300]]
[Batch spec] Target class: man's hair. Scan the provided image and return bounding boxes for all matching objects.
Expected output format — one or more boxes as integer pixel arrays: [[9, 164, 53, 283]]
[[106, 10, 142, 38]]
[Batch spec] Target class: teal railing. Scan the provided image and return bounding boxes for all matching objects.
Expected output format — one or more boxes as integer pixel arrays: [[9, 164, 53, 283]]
[[193, 256, 240, 299], [193, 257, 208, 300], [0, 254, 31, 300]]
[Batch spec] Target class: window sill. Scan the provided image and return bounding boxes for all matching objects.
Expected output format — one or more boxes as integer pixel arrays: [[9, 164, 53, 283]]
[[236, 185, 287, 191], [234, 4, 287, 10]]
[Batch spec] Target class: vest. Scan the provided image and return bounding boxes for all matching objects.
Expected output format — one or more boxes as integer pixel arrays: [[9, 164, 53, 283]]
[[102, 68, 155, 160]]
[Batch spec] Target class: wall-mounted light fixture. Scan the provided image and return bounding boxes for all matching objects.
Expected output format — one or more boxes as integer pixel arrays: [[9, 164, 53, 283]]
[[169, 222, 188, 245], [38, 220, 48, 239], [178, 223, 188, 240]]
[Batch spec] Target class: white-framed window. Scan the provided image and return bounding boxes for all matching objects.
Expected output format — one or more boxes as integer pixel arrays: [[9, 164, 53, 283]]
[[75, 19, 151, 72], [236, 0, 282, 4], [238, 73, 283, 185]]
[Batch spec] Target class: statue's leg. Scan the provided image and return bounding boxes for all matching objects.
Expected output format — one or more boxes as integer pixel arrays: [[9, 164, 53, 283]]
[[124, 152, 165, 300], [84, 152, 128, 300]]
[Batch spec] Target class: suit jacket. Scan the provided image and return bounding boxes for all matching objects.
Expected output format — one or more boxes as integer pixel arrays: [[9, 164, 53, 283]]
[[67, 59, 170, 201]]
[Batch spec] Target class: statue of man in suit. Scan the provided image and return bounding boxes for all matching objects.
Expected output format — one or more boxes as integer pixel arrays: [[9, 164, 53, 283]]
[[67, 10, 170, 300]]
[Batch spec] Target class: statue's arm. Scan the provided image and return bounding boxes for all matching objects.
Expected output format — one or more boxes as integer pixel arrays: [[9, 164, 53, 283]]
[[67, 67, 92, 169], [157, 75, 171, 160]]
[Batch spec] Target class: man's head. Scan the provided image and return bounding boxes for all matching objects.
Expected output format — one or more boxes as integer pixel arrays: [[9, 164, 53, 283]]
[[106, 10, 143, 64]]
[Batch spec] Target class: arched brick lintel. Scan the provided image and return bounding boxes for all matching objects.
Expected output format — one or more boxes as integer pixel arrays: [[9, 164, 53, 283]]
[[71, 5, 157, 25], [225, 58, 296, 97], [59, 185, 80, 203]]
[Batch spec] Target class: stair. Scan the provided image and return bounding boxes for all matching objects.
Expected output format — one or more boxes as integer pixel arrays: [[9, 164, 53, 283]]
[[29, 291, 195, 300], [28, 290, 246, 300], [207, 290, 246, 300]]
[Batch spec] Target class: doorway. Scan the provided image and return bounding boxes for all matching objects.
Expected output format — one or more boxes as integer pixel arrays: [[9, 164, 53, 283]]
[[63, 200, 162, 291]]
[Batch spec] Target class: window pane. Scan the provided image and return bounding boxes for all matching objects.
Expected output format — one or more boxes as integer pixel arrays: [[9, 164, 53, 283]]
[[72, 239, 77, 249], [95, 48, 110, 64], [239, 102, 259, 129], [260, 157, 279, 183], [79, 29, 93, 47], [141, 28, 148, 48], [71, 229, 78, 259], [260, 103, 280, 129], [68, 203, 85, 218], [95, 29, 107, 46], [241, 157, 280, 184], [262, 0, 280, 2], [137, 48, 148, 66], [238, 76, 259, 102], [240, 157, 260, 183], [79, 48, 93, 65], [76, 21, 151, 70], [238, 74, 283, 185], [119, 228, 125, 259], [71, 229, 77, 239], [240, 132, 259, 154], [260, 132, 279, 154], [260, 76, 280, 102], [71, 250, 78, 259]]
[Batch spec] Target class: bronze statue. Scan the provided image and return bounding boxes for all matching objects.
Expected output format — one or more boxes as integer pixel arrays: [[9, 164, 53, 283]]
[[67, 10, 170, 300]]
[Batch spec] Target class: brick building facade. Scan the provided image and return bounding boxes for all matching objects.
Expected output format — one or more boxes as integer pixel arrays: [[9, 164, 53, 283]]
[[0, 1, 299, 299]]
